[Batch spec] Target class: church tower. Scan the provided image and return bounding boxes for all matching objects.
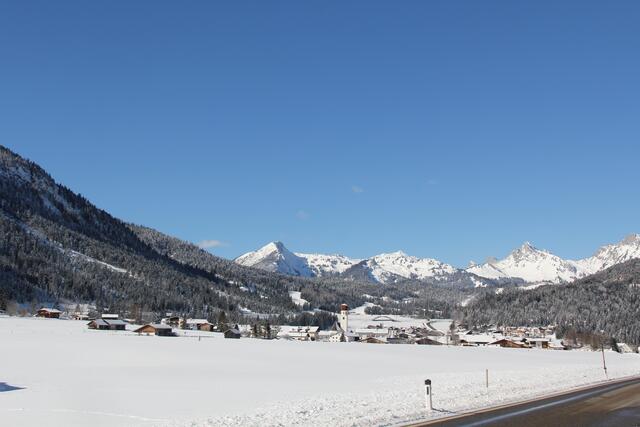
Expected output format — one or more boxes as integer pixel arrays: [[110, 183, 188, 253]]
[[339, 304, 349, 332]]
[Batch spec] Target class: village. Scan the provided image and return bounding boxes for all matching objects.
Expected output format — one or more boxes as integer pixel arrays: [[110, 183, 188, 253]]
[[4, 306, 640, 427], [29, 304, 639, 354]]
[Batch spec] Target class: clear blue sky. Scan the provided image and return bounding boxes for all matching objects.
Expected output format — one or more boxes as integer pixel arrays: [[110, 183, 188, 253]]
[[2, 1, 639, 266]]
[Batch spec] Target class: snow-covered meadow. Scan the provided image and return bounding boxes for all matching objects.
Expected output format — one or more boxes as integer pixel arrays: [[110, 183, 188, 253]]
[[1, 317, 639, 427]]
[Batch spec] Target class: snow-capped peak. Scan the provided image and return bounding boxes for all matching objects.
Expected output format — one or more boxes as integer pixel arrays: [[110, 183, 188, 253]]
[[363, 251, 457, 284], [575, 234, 640, 275], [235, 241, 313, 277], [234, 243, 458, 284], [468, 235, 640, 284], [236, 234, 640, 286], [467, 242, 579, 283]]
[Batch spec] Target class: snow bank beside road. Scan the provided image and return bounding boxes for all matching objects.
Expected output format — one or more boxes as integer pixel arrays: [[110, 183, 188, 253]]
[[0, 318, 637, 427]]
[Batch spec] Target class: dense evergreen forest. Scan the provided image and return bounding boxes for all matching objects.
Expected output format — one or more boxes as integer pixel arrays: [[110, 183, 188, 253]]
[[460, 259, 640, 344], [0, 145, 459, 322]]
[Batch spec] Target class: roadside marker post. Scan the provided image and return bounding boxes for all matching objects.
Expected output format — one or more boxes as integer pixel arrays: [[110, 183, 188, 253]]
[[425, 379, 433, 412]]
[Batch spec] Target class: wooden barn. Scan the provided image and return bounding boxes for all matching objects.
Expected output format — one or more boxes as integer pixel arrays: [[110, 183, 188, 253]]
[[186, 319, 215, 332], [361, 337, 386, 344], [415, 337, 443, 346], [36, 308, 62, 319], [134, 324, 173, 336], [526, 338, 550, 349], [489, 339, 527, 349], [87, 319, 127, 331], [224, 328, 241, 339]]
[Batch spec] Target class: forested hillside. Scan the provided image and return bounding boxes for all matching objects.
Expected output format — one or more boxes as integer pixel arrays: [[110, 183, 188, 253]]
[[0, 145, 460, 321], [460, 258, 640, 344], [0, 146, 296, 319]]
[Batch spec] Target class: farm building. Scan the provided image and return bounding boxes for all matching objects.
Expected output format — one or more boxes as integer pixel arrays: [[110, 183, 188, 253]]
[[361, 337, 386, 344], [224, 328, 241, 339], [415, 337, 442, 346], [87, 319, 127, 331], [101, 313, 120, 320], [36, 308, 62, 319], [72, 312, 90, 321], [277, 326, 320, 341], [355, 328, 389, 340], [186, 319, 215, 332], [161, 316, 181, 327], [617, 343, 637, 354], [526, 338, 550, 349], [489, 339, 528, 349], [134, 324, 173, 336], [459, 334, 494, 346], [318, 330, 345, 342]]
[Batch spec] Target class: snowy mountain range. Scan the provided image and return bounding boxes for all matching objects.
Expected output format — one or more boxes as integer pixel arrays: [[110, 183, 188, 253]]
[[236, 235, 640, 285], [235, 243, 459, 285]]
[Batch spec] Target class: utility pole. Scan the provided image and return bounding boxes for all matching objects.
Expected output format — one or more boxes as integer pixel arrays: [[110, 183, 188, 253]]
[[486, 369, 489, 389], [600, 330, 608, 380]]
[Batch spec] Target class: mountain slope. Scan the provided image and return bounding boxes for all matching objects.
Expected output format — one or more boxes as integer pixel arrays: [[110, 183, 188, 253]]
[[461, 258, 640, 344], [0, 145, 295, 317]]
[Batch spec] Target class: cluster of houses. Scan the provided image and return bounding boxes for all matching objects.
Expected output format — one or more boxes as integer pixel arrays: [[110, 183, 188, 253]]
[[32, 305, 639, 352]]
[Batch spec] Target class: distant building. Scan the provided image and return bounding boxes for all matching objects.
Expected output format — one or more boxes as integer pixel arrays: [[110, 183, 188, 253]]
[[355, 327, 389, 340], [415, 337, 442, 346], [617, 343, 637, 353], [161, 316, 181, 327], [459, 335, 494, 346], [361, 337, 386, 344], [134, 324, 173, 336], [185, 319, 215, 332], [36, 308, 61, 319], [489, 339, 527, 349], [318, 330, 345, 342], [101, 313, 119, 320], [526, 338, 550, 349], [277, 326, 320, 341], [88, 319, 127, 331], [224, 328, 241, 339], [72, 312, 90, 321]]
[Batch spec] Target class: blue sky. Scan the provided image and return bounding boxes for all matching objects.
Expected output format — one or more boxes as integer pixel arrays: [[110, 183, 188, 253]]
[[2, 1, 639, 266]]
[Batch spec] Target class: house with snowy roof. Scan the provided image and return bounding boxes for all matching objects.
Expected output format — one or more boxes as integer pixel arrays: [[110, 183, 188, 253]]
[[134, 324, 174, 336], [355, 327, 389, 340], [276, 326, 319, 341], [87, 319, 127, 331], [185, 319, 215, 332], [459, 334, 495, 346], [36, 308, 61, 318]]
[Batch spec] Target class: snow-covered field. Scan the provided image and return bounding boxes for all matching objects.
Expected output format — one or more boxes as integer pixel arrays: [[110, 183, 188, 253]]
[[1, 317, 639, 427]]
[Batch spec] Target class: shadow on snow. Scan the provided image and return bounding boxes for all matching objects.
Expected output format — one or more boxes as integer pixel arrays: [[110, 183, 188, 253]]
[[0, 382, 25, 393]]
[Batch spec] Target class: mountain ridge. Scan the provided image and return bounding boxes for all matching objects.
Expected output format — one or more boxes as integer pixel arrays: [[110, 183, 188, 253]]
[[236, 236, 640, 285]]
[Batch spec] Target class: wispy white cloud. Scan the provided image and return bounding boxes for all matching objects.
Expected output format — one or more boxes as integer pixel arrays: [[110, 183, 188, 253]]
[[296, 210, 310, 220], [197, 239, 228, 249], [351, 185, 364, 193]]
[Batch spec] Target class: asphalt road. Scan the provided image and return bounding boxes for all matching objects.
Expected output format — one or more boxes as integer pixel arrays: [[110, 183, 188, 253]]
[[412, 378, 640, 427]]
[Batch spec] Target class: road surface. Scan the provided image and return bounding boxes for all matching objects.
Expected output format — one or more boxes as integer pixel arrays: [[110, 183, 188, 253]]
[[410, 377, 640, 427]]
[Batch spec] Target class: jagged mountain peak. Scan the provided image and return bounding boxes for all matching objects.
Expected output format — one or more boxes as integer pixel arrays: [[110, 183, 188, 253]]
[[235, 241, 313, 277], [235, 243, 459, 284], [621, 233, 640, 245]]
